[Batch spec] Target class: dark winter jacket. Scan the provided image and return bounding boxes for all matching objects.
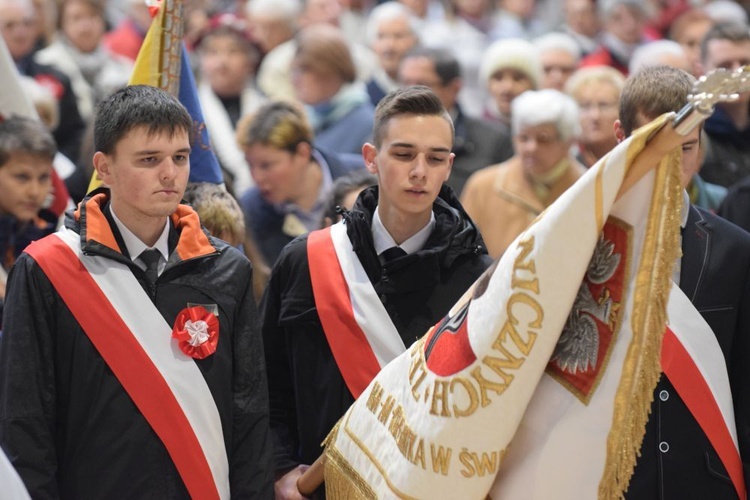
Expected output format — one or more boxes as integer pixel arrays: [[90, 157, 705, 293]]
[[700, 105, 750, 188], [0, 192, 273, 499], [260, 184, 492, 479]]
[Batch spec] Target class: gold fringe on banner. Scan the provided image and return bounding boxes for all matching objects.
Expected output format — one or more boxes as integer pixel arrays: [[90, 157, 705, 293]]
[[599, 116, 684, 499]]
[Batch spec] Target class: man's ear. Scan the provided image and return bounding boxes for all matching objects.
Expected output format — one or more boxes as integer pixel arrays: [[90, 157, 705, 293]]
[[362, 143, 378, 174], [613, 119, 626, 144], [444, 152, 455, 182], [92, 151, 111, 185]]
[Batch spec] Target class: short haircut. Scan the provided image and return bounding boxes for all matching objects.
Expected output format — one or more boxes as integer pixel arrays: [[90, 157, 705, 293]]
[[94, 85, 193, 155], [533, 32, 582, 61], [245, 0, 301, 25], [195, 17, 260, 61], [619, 65, 694, 136], [402, 46, 461, 85], [512, 89, 581, 141], [183, 182, 245, 245], [0, 115, 57, 167], [565, 66, 626, 100], [236, 100, 313, 152], [668, 8, 713, 43], [372, 86, 453, 148], [365, 2, 419, 46], [598, 0, 645, 18], [58, 0, 104, 30], [294, 24, 356, 83], [700, 22, 750, 64], [628, 40, 687, 74]]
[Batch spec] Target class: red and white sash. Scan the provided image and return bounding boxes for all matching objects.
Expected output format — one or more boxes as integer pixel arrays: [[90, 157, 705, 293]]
[[25, 228, 230, 500], [663, 285, 746, 499], [308, 222, 406, 399]]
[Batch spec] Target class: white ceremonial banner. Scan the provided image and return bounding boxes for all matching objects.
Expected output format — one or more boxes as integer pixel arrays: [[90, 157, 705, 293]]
[[324, 114, 683, 499]]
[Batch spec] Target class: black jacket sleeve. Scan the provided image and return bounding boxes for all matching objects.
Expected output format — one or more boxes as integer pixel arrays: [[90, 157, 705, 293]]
[[259, 246, 302, 475], [0, 255, 60, 499], [229, 259, 274, 498]]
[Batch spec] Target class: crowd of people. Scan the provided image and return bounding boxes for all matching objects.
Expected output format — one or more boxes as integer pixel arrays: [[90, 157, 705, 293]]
[[1, 0, 750, 498]]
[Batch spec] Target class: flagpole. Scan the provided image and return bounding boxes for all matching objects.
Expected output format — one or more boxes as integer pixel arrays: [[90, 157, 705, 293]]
[[297, 456, 325, 497]]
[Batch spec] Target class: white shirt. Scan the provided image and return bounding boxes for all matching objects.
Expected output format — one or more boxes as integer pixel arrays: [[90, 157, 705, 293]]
[[371, 207, 436, 256], [110, 207, 171, 276]]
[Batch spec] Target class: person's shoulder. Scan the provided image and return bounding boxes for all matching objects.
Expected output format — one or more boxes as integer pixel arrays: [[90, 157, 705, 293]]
[[238, 187, 280, 224], [317, 147, 365, 177], [725, 175, 750, 197], [25, 59, 73, 87], [274, 233, 313, 268], [211, 237, 251, 266], [694, 205, 750, 246], [466, 161, 504, 186], [335, 102, 375, 130]]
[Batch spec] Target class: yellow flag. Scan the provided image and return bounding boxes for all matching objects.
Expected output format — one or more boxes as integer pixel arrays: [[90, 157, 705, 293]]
[[87, 0, 182, 193]]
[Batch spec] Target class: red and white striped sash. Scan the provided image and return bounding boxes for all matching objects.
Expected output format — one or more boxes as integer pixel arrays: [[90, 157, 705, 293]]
[[663, 285, 746, 499], [308, 222, 406, 399], [25, 228, 230, 500]]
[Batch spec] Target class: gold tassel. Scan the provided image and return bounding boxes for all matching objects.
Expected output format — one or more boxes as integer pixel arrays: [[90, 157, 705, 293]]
[[599, 119, 683, 499]]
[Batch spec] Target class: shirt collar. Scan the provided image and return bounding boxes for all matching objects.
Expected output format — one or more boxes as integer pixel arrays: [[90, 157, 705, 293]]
[[110, 206, 171, 262], [371, 206, 435, 256], [681, 189, 689, 229]]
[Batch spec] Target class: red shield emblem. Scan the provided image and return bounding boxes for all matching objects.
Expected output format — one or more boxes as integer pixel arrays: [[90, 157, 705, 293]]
[[546, 217, 632, 404]]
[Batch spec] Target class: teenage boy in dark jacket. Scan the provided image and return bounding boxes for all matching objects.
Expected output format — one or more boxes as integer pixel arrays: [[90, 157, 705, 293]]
[[262, 86, 492, 498], [0, 85, 273, 499]]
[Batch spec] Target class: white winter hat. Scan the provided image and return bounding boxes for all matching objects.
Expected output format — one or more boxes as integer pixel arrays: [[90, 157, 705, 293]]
[[479, 38, 543, 89]]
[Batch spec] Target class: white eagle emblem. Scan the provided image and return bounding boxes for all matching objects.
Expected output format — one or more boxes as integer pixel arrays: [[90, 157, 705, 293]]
[[552, 233, 621, 374]]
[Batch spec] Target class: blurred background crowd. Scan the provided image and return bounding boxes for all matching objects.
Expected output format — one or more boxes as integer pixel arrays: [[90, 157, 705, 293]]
[[4, 0, 750, 298]]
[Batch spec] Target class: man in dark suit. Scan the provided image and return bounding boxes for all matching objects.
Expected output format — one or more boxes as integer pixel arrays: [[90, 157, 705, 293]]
[[398, 47, 514, 197], [616, 65, 750, 499]]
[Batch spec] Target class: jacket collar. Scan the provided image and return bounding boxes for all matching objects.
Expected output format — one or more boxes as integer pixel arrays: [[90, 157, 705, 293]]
[[70, 190, 217, 263], [679, 204, 709, 302]]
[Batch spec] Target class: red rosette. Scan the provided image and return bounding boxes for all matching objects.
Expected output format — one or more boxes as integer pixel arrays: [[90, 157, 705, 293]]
[[171, 306, 219, 359]]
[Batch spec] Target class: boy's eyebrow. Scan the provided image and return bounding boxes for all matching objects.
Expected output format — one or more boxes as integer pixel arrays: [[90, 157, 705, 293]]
[[134, 147, 192, 155], [389, 142, 451, 153]]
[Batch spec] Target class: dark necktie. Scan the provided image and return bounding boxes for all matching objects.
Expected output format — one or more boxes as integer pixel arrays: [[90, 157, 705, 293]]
[[380, 246, 407, 264], [139, 249, 161, 285]]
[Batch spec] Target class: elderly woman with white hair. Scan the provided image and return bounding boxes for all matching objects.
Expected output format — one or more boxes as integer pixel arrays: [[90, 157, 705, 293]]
[[479, 38, 543, 134], [460, 89, 586, 258], [534, 32, 582, 91], [364, 1, 420, 106]]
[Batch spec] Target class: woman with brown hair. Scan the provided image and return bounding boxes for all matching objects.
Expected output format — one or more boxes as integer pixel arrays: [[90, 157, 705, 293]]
[[236, 100, 364, 265], [291, 24, 375, 155]]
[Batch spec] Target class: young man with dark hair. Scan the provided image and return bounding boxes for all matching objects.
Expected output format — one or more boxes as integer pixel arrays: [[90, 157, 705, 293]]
[[0, 85, 273, 499], [262, 85, 492, 498], [615, 65, 750, 499]]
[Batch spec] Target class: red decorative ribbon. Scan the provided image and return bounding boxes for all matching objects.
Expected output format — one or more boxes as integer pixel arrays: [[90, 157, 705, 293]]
[[172, 306, 219, 359]]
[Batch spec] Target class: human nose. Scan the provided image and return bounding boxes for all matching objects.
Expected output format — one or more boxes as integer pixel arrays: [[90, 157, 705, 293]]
[[161, 158, 178, 181], [410, 154, 428, 179], [27, 179, 43, 199]]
